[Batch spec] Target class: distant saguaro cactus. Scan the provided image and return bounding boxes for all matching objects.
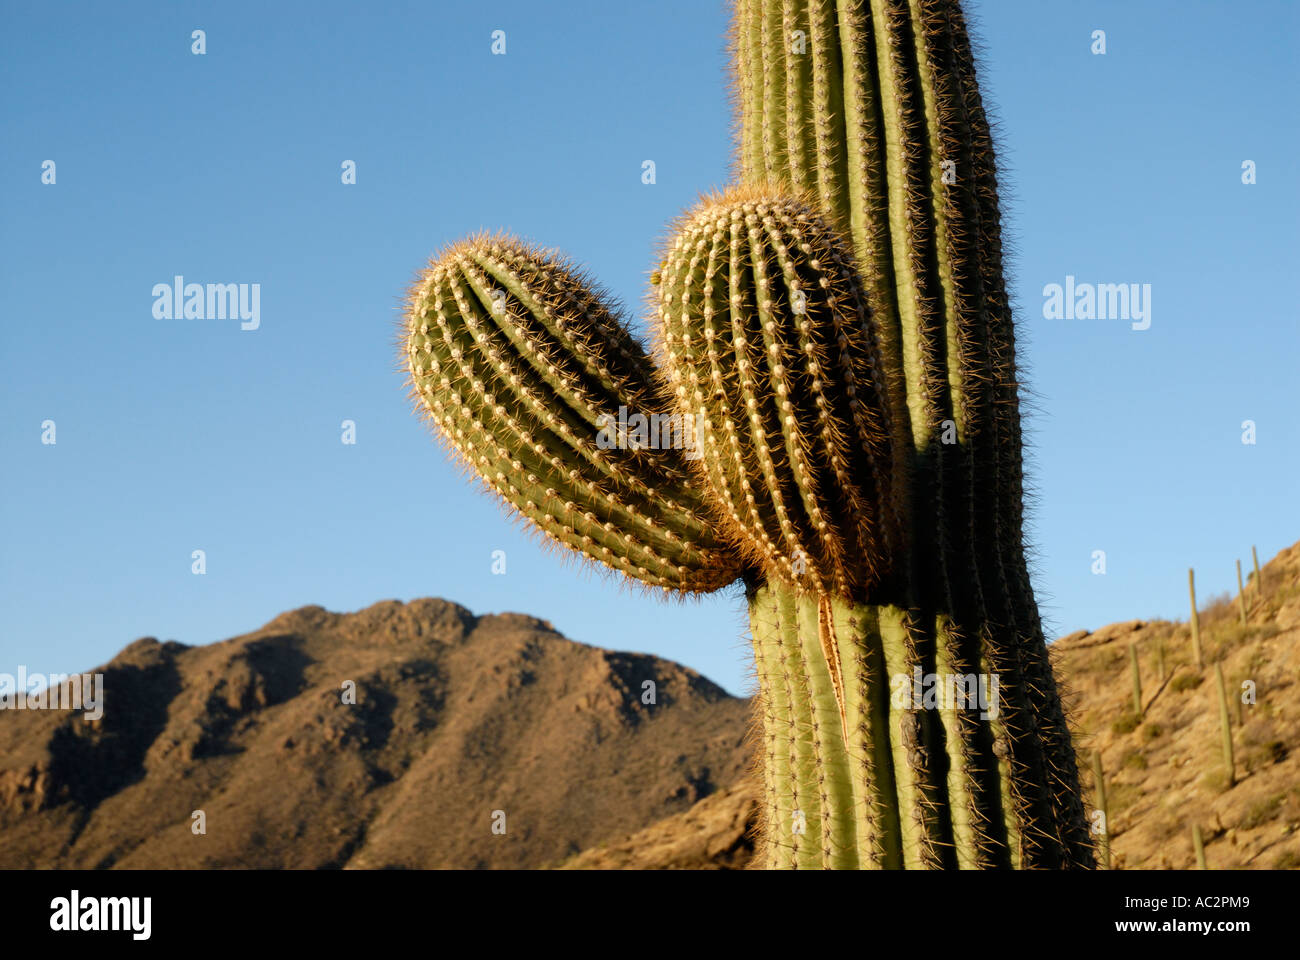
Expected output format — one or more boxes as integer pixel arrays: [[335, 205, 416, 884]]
[[403, 0, 1092, 868], [1189, 568, 1204, 671], [1129, 642, 1142, 716], [1214, 663, 1235, 787], [1236, 559, 1247, 626], [1091, 750, 1110, 870]]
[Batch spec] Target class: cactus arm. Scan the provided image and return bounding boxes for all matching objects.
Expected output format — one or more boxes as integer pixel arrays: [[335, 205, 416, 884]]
[[406, 237, 745, 593], [656, 190, 898, 599]]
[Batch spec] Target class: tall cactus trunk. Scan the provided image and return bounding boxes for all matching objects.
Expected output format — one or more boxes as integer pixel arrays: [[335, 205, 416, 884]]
[[731, 0, 1093, 868]]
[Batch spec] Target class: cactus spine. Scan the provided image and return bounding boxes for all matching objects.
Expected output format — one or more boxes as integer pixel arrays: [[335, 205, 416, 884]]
[[404, 0, 1093, 868]]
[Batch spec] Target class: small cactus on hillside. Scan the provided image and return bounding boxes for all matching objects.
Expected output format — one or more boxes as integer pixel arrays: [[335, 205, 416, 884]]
[[402, 0, 1093, 868], [1215, 662, 1235, 787]]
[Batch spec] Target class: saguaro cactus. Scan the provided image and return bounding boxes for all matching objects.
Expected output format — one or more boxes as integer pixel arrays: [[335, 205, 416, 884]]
[[1235, 559, 1247, 626], [1091, 750, 1110, 870], [403, 0, 1093, 868], [1214, 662, 1235, 787], [1189, 568, 1204, 670], [1129, 642, 1142, 716]]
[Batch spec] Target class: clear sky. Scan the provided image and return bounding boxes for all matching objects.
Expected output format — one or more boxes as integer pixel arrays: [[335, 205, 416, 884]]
[[2, 1, 1296, 697]]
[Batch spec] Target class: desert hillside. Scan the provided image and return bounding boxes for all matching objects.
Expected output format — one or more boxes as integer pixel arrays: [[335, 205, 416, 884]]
[[1057, 541, 1300, 869], [0, 599, 750, 869], [564, 541, 1300, 870]]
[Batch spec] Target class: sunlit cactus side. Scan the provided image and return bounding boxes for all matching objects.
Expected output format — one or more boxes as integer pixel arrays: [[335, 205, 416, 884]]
[[661, 0, 1094, 867], [404, 236, 744, 594]]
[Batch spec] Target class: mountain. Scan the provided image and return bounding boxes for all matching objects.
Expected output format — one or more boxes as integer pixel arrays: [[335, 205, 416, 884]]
[[0, 599, 751, 869]]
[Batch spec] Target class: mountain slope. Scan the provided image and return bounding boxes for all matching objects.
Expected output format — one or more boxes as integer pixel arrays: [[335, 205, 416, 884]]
[[0, 598, 751, 869], [563, 541, 1300, 870], [1056, 542, 1300, 869]]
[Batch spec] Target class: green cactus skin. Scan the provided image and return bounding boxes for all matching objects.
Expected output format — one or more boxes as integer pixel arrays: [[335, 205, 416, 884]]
[[403, 0, 1095, 869], [1252, 545, 1262, 596], [1192, 824, 1207, 869]]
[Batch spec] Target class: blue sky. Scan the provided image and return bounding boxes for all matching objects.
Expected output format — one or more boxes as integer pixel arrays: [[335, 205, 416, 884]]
[[2, 0, 1296, 697]]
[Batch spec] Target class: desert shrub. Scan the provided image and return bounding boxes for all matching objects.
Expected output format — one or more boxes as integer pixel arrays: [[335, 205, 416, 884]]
[[1110, 712, 1141, 736], [1141, 723, 1163, 741], [1199, 591, 1232, 620], [1240, 794, 1286, 830], [1201, 770, 1232, 794], [1273, 849, 1300, 869], [1171, 673, 1204, 693]]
